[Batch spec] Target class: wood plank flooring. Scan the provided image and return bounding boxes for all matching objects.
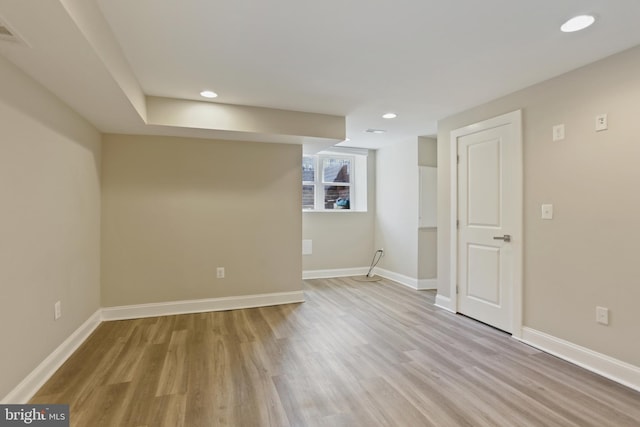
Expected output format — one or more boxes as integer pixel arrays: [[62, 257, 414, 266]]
[[31, 277, 640, 426]]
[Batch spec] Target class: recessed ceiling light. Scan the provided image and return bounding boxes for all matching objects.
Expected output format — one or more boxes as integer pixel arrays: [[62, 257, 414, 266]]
[[365, 129, 386, 134], [561, 15, 595, 33], [200, 90, 218, 99], [382, 113, 397, 119]]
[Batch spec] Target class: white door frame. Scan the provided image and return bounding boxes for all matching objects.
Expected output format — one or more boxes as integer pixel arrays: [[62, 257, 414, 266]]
[[449, 110, 523, 338]]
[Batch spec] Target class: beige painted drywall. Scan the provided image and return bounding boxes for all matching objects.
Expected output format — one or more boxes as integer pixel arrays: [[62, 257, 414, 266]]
[[418, 228, 437, 280], [61, 0, 147, 120], [375, 139, 420, 279], [418, 136, 437, 167], [418, 137, 437, 280], [101, 134, 302, 307], [437, 45, 640, 366], [302, 152, 376, 271], [0, 56, 101, 399], [146, 96, 345, 142]]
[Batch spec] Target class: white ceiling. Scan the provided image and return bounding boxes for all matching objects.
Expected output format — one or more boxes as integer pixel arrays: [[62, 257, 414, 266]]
[[2, 0, 640, 149]]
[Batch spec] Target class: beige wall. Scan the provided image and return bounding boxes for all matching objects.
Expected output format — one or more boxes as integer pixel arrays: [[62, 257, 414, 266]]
[[0, 56, 101, 399], [302, 152, 376, 271], [418, 228, 437, 280], [375, 139, 419, 278], [437, 45, 640, 366], [418, 136, 437, 167], [418, 137, 437, 281], [101, 134, 302, 307]]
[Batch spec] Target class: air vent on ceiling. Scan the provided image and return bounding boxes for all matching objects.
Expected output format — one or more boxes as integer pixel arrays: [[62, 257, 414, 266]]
[[0, 16, 27, 45]]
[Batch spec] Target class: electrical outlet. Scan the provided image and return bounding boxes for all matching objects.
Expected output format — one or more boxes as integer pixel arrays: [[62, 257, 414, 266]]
[[552, 124, 565, 141], [596, 306, 609, 325], [217, 267, 225, 279], [54, 301, 62, 320], [595, 114, 608, 131]]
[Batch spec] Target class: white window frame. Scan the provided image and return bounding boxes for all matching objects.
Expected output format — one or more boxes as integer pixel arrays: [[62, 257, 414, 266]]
[[303, 148, 368, 212]]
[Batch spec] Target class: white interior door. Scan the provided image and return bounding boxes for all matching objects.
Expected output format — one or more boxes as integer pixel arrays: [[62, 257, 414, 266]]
[[455, 112, 522, 333]]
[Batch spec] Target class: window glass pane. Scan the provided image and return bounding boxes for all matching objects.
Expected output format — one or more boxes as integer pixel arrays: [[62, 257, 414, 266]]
[[302, 156, 315, 182], [324, 185, 350, 209], [302, 185, 315, 209], [322, 158, 350, 183]]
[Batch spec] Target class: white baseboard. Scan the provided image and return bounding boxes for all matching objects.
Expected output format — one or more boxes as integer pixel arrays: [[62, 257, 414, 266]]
[[303, 268, 437, 291], [434, 294, 456, 313], [101, 291, 306, 321], [374, 268, 422, 290], [303, 267, 369, 280], [1, 310, 102, 404], [2, 291, 305, 403], [417, 278, 437, 290], [375, 268, 416, 289], [518, 327, 640, 393]]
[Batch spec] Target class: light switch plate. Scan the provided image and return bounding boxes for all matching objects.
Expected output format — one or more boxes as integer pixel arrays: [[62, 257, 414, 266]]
[[541, 204, 553, 220], [54, 301, 62, 320], [302, 239, 312, 255]]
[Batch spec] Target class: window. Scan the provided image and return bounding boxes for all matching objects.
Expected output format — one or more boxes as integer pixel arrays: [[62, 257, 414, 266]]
[[302, 148, 368, 211]]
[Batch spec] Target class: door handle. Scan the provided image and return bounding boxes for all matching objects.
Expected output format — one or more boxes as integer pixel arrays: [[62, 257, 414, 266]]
[[493, 235, 511, 242]]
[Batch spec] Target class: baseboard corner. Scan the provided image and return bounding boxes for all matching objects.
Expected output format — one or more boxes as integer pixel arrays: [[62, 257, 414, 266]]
[[434, 293, 456, 313], [417, 278, 437, 290], [1, 309, 102, 404], [374, 268, 419, 290]]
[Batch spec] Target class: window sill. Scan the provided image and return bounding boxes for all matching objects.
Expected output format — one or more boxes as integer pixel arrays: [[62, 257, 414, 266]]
[[303, 209, 368, 213]]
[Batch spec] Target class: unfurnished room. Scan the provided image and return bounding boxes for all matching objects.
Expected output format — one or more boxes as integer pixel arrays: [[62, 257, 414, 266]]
[[1, 1, 640, 426]]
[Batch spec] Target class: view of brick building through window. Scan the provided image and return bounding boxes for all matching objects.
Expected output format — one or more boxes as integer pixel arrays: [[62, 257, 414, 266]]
[[303, 155, 352, 210]]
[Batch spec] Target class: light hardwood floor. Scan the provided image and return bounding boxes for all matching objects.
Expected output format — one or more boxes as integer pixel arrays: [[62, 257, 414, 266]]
[[31, 277, 640, 426]]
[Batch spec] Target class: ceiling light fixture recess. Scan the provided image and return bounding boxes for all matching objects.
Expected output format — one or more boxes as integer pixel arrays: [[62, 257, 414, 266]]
[[561, 15, 595, 33], [365, 129, 386, 134], [200, 90, 218, 98], [382, 113, 397, 119]]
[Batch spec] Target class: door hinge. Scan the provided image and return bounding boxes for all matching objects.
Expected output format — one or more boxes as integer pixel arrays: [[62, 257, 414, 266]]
[[456, 286, 459, 294], [457, 155, 460, 164], [456, 219, 459, 229]]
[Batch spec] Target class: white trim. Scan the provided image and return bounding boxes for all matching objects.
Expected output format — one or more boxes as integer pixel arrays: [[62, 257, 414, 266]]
[[303, 267, 369, 280], [1, 310, 102, 404], [435, 294, 456, 313], [2, 291, 305, 404], [302, 150, 368, 212], [417, 278, 437, 290], [303, 268, 436, 291], [517, 327, 640, 393], [375, 269, 437, 291], [449, 110, 524, 338], [101, 291, 305, 321], [304, 153, 355, 211], [375, 268, 418, 289], [302, 209, 368, 214], [320, 147, 369, 156]]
